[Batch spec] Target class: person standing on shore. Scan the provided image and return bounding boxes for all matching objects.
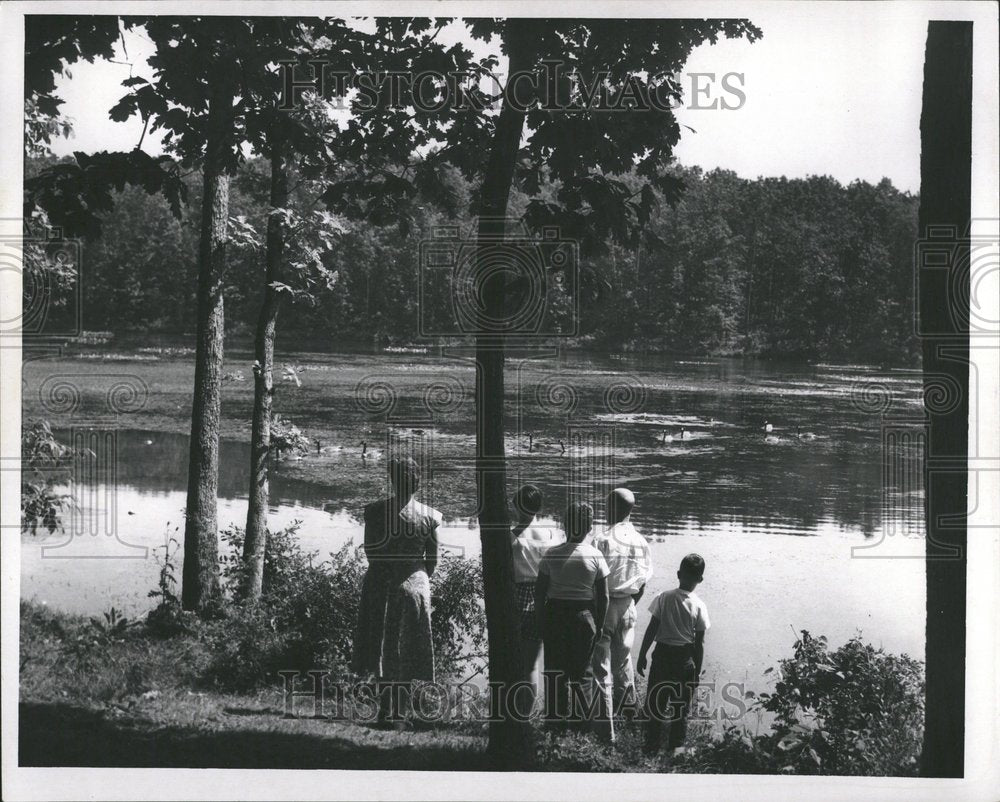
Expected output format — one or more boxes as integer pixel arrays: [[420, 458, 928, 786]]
[[637, 553, 710, 754], [535, 502, 610, 731], [351, 456, 441, 726], [590, 487, 653, 741], [510, 484, 565, 710]]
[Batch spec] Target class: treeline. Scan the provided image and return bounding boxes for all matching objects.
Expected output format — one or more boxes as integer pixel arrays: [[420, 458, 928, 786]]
[[36, 156, 919, 363]]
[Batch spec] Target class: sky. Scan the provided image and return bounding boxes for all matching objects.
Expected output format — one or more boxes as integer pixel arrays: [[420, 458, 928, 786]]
[[46, 8, 931, 193]]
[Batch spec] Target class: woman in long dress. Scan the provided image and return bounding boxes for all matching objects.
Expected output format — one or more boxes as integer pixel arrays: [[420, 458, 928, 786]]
[[352, 456, 440, 723]]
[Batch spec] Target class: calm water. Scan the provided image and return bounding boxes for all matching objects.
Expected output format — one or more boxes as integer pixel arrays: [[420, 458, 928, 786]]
[[21, 354, 927, 693]]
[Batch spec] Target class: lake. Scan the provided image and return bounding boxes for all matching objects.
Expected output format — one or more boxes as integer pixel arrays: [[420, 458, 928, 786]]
[[21, 351, 927, 697]]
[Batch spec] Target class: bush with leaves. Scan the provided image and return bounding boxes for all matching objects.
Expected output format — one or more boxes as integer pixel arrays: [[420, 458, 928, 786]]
[[269, 414, 311, 457], [146, 532, 198, 638], [21, 420, 72, 535], [59, 606, 132, 669], [429, 556, 487, 682], [755, 630, 924, 775], [672, 631, 924, 776], [669, 722, 787, 775]]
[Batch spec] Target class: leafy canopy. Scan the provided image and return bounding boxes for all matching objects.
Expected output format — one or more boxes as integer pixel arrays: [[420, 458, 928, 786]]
[[447, 18, 763, 253]]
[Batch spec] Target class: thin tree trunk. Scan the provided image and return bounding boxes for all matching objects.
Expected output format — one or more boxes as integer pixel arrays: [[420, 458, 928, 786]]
[[242, 145, 289, 601], [475, 19, 538, 767], [917, 21, 971, 779], [745, 216, 757, 337], [182, 71, 236, 612]]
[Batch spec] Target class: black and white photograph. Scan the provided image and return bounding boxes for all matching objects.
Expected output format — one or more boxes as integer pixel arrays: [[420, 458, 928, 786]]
[[1, 1, 998, 799]]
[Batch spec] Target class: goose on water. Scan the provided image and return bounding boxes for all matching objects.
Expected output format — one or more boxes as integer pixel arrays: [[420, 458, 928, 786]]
[[360, 441, 384, 460], [314, 439, 344, 454], [528, 434, 565, 454]]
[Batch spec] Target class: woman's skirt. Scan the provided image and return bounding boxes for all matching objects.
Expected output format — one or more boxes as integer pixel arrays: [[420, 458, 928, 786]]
[[351, 561, 392, 677], [381, 564, 435, 683]]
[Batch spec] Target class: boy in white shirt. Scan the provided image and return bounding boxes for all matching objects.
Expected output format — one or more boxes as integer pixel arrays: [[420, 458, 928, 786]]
[[510, 484, 564, 705], [589, 487, 653, 742], [535, 502, 610, 730], [637, 553, 710, 754]]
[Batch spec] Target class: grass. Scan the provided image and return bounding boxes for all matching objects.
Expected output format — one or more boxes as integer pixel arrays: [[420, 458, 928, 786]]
[[20, 699, 492, 770], [18, 601, 922, 774], [18, 600, 492, 770], [17, 601, 682, 772]]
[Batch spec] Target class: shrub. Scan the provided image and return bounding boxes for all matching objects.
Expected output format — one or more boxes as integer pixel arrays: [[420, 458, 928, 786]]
[[669, 722, 783, 774], [756, 630, 923, 775], [270, 414, 311, 456], [204, 604, 292, 693], [21, 420, 72, 535], [674, 631, 924, 776], [146, 531, 198, 638], [430, 557, 487, 680]]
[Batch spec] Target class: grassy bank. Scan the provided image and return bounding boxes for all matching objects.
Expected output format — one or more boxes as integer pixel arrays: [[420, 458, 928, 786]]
[[17, 519, 669, 772], [18, 600, 484, 770], [19, 600, 923, 774], [17, 601, 666, 772]]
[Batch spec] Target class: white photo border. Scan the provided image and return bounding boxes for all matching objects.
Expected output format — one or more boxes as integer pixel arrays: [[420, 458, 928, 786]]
[[1, 1, 997, 800]]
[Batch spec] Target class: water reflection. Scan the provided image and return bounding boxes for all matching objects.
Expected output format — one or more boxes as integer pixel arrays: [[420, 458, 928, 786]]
[[52, 355, 925, 541], [23, 356, 927, 688], [93, 431, 336, 510]]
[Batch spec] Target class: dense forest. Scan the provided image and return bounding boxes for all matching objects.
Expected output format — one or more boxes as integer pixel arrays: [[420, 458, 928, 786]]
[[28, 156, 919, 364]]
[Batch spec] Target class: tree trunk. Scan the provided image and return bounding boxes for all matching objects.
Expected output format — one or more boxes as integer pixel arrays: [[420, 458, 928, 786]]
[[475, 20, 539, 767], [182, 71, 236, 613], [917, 21, 971, 778], [242, 145, 289, 602]]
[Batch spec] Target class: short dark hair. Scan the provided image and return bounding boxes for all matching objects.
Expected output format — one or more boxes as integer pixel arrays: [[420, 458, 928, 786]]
[[513, 484, 543, 516], [679, 553, 705, 580], [388, 456, 420, 494], [564, 502, 594, 541]]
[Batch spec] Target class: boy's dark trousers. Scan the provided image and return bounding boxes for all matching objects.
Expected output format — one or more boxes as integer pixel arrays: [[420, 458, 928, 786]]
[[542, 599, 597, 730], [644, 642, 697, 751]]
